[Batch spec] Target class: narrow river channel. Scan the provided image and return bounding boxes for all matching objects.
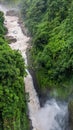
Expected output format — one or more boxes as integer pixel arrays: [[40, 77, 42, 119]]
[[0, 5, 70, 130]]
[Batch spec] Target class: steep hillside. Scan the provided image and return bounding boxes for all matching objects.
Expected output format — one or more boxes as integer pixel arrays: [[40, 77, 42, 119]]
[[21, 0, 73, 98]]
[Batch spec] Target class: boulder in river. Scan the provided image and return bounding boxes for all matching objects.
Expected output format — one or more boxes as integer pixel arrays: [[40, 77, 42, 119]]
[[6, 10, 18, 16], [6, 35, 17, 43]]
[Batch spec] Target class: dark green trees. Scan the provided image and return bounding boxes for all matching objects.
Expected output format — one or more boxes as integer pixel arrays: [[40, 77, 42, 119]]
[[21, 0, 73, 98]]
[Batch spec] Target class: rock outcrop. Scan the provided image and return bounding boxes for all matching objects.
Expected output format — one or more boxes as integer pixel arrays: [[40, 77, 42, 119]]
[[6, 36, 17, 43]]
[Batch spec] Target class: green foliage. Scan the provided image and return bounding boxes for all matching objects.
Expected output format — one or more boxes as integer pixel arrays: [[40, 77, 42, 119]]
[[0, 11, 29, 130], [21, 0, 73, 98], [0, 11, 7, 35]]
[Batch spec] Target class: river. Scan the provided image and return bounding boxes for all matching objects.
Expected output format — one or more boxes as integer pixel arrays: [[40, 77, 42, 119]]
[[0, 4, 70, 130]]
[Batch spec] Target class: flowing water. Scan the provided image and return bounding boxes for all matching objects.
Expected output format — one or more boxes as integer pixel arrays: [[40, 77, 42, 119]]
[[0, 5, 69, 130]]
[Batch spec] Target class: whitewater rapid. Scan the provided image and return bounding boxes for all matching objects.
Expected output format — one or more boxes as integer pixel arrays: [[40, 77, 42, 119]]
[[0, 5, 69, 130]]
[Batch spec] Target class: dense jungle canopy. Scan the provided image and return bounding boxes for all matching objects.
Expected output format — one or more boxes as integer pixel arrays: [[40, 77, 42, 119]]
[[0, 0, 73, 129], [21, 0, 73, 98]]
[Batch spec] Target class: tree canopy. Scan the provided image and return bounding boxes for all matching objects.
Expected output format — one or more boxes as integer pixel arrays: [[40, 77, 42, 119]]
[[21, 0, 73, 98], [0, 11, 29, 130]]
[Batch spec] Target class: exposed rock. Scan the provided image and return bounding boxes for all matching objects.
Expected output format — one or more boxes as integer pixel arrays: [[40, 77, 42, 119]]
[[18, 19, 29, 36], [68, 100, 73, 130], [6, 36, 17, 43], [6, 10, 18, 16]]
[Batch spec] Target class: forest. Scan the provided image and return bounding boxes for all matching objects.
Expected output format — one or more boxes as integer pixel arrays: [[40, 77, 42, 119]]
[[0, 0, 73, 130], [0, 11, 29, 130], [21, 0, 73, 98]]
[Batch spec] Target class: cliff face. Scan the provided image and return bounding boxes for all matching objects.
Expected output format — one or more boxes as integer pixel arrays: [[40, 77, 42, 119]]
[[68, 100, 73, 130]]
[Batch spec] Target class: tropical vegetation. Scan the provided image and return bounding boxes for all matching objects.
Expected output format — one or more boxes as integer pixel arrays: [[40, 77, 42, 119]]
[[0, 11, 29, 130], [21, 0, 73, 98]]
